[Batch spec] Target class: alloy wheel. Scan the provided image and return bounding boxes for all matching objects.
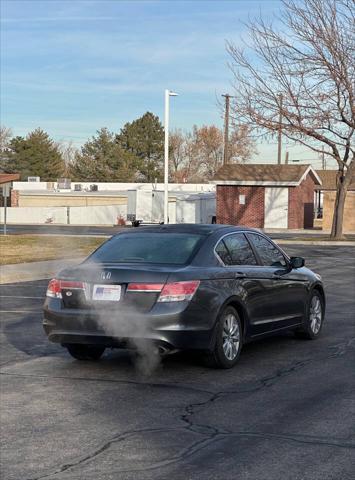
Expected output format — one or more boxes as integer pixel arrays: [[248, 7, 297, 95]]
[[222, 313, 240, 361], [309, 295, 322, 334]]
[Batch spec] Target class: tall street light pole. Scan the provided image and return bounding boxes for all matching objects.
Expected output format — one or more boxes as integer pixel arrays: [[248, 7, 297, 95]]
[[164, 89, 178, 224]]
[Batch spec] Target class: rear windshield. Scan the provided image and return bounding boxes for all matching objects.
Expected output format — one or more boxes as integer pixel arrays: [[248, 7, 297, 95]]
[[88, 233, 204, 265]]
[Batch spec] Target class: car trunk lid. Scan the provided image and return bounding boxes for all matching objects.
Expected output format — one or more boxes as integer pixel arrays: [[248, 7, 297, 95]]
[[57, 262, 178, 312]]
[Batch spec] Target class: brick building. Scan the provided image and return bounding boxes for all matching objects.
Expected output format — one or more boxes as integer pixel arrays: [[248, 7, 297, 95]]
[[0, 173, 20, 207], [213, 164, 321, 229]]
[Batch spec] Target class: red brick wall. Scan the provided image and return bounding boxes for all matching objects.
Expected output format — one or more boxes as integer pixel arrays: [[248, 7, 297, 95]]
[[288, 174, 315, 229], [10, 189, 19, 207], [216, 185, 265, 227]]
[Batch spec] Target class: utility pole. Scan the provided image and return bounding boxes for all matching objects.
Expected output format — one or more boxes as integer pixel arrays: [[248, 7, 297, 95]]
[[277, 93, 283, 165], [322, 146, 326, 170], [222, 94, 231, 165]]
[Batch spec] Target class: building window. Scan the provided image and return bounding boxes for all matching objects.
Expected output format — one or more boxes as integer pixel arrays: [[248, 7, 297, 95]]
[[239, 194, 246, 205]]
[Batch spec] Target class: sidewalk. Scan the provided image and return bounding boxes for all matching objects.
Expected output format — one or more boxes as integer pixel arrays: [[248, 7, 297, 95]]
[[0, 258, 84, 284]]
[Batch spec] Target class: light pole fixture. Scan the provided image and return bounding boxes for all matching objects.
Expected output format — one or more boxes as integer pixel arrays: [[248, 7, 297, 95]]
[[164, 89, 178, 224]]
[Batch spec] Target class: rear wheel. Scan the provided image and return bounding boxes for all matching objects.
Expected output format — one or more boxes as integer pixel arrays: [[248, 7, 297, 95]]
[[66, 344, 105, 361], [205, 306, 243, 369], [296, 290, 324, 340]]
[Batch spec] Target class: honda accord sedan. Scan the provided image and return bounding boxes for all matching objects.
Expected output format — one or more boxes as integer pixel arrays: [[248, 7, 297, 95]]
[[43, 224, 325, 368]]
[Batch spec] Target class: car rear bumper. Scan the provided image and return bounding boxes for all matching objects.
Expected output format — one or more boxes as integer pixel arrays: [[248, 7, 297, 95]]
[[43, 300, 216, 351]]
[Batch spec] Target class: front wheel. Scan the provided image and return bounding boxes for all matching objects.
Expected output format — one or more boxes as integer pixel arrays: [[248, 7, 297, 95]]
[[66, 344, 105, 361], [205, 306, 243, 369], [296, 290, 324, 340]]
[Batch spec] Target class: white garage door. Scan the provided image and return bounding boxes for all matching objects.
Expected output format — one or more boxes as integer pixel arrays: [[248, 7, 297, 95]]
[[264, 187, 289, 229]]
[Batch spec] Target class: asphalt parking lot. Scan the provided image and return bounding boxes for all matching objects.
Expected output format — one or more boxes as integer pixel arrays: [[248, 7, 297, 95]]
[[1, 245, 354, 480]]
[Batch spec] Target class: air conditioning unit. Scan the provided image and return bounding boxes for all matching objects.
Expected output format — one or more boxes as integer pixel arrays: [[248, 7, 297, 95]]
[[90, 184, 98, 191], [57, 178, 71, 189], [74, 184, 82, 191], [28, 176, 40, 182]]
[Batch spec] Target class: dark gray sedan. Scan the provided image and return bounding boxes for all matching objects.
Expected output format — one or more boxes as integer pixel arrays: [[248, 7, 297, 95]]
[[43, 224, 325, 368]]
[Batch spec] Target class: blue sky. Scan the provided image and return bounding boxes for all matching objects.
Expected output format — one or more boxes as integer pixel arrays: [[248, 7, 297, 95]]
[[1, 0, 328, 166]]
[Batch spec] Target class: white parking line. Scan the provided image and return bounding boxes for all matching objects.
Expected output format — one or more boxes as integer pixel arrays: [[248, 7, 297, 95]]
[[0, 296, 43, 299], [0, 310, 42, 314], [0, 285, 47, 288]]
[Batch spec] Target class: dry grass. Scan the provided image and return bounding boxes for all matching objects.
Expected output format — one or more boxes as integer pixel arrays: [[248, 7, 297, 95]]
[[0, 235, 107, 265]]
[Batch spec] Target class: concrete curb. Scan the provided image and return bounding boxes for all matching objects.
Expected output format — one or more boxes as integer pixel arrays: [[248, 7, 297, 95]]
[[276, 240, 355, 246]]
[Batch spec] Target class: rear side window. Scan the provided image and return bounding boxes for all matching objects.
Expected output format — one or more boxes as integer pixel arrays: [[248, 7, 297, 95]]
[[216, 234, 257, 266], [88, 233, 204, 265], [215, 240, 233, 265], [247, 233, 287, 267]]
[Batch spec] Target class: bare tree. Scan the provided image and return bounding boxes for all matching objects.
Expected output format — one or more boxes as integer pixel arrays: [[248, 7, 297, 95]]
[[227, 0, 354, 239], [169, 125, 256, 182], [0, 126, 12, 151], [58, 141, 78, 176], [0, 126, 13, 171], [195, 125, 224, 179], [229, 124, 257, 164], [169, 129, 186, 179]]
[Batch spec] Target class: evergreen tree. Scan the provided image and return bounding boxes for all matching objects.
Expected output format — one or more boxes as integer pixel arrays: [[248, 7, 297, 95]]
[[70, 128, 139, 181], [116, 112, 164, 182], [6, 128, 65, 181]]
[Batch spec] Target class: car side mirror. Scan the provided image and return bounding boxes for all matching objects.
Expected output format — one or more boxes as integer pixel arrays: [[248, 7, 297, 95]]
[[290, 256, 305, 269]]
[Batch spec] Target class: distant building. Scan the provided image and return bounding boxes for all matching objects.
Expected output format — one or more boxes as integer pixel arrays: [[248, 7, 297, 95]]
[[213, 164, 321, 229], [315, 170, 355, 233], [0, 173, 20, 207]]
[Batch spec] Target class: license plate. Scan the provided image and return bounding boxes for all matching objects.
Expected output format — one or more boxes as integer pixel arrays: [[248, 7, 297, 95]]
[[92, 284, 121, 301]]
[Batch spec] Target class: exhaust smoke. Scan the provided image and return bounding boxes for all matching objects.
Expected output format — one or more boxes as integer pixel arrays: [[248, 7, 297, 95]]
[[87, 263, 165, 375]]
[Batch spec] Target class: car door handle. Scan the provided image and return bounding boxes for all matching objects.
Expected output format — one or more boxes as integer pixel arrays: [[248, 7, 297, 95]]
[[235, 272, 247, 278]]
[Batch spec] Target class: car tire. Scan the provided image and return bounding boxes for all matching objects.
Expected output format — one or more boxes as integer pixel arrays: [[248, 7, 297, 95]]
[[295, 290, 324, 340], [205, 306, 243, 369], [66, 344, 105, 361]]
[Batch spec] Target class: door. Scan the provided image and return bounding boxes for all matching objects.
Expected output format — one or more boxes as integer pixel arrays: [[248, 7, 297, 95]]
[[264, 187, 288, 228], [215, 233, 275, 336], [246, 232, 307, 333], [152, 191, 164, 223]]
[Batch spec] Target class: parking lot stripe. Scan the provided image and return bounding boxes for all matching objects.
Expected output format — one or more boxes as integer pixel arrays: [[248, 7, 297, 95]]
[[0, 296, 43, 299], [0, 310, 42, 314]]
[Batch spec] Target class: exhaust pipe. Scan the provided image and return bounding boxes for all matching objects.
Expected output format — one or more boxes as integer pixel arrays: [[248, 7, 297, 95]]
[[156, 345, 179, 356], [157, 345, 170, 356]]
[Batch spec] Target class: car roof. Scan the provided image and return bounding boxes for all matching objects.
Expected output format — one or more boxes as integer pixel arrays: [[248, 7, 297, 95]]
[[114, 224, 260, 236]]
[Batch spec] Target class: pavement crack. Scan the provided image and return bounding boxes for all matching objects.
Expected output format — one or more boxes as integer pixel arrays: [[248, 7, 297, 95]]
[[0, 371, 214, 396], [25, 427, 182, 480], [10, 336, 355, 479]]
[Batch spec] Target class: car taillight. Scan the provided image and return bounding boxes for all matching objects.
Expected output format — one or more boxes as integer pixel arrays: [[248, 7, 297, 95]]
[[127, 283, 164, 293], [158, 280, 200, 303], [46, 279, 86, 298], [46, 279, 62, 298]]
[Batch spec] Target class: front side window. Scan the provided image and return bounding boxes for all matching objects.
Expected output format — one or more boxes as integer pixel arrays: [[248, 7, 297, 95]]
[[88, 233, 204, 265], [248, 234, 287, 267], [216, 234, 257, 266]]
